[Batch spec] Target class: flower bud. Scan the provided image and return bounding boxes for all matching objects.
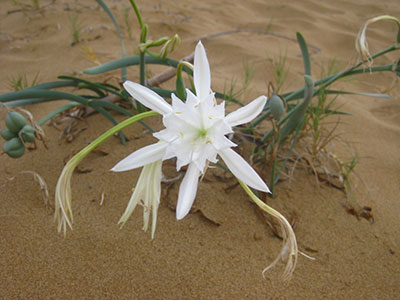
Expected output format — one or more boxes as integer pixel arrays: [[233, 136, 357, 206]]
[[269, 93, 285, 121], [5, 112, 27, 134]]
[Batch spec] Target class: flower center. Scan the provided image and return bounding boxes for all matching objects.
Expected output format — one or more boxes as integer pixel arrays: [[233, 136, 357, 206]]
[[197, 128, 208, 139]]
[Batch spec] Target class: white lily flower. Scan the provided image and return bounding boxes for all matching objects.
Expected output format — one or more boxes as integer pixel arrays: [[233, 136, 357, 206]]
[[112, 41, 269, 223]]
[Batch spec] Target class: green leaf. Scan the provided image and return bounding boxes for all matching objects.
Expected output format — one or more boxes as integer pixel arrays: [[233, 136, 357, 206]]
[[38, 102, 81, 125], [94, 105, 127, 144], [296, 32, 311, 76], [89, 99, 133, 117], [0, 90, 89, 106], [280, 75, 314, 138], [27, 80, 78, 90], [325, 90, 390, 98], [95, 0, 127, 81], [84, 56, 193, 76], [5, 98, 58, 107], [57, 75, 128, 99]]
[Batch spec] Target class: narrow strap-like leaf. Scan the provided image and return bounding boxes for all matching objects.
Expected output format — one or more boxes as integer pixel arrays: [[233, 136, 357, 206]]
[[38, 102, 81, 125], [94, 105, 127, 144], [296, 32, 311, 76], [27, 80, 78, 90], [0, 90, 89, 105], [84, 56, 193, 76], [95, 0, 127, 81], [280, 75, 314, 138]]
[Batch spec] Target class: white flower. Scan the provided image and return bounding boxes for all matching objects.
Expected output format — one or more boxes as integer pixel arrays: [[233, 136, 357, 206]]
[[112, 41, 269, 223], [118, 160, 162, 239]]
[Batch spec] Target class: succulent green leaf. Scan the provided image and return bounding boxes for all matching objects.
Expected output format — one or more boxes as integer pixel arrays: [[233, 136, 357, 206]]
[[95, 0, 127, 80], [20, 125, 36, 143], [5, 112, 27, 133], [6, 147, 26, 158], [0, 128, 17, 141], [296, 32, 311, 76], [3, 137, 25, 158], [280, 75, 314, 138]]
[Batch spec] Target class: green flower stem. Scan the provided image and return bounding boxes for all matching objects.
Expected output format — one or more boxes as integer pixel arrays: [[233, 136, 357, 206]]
[[74, 111, 157, 159], [238, 179, 276, 217], [128, 0, 143, 29], [54, 111, 159, 235]]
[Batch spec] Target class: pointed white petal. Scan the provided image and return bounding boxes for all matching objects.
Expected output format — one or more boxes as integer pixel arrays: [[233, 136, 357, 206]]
[[150, 160, 162, 239], [225, 96, 267, 127], [212, 135, 236, 150], [194, 41, 211, 100], [153, 129, 177, 143], [186, 89, 199, 106], [123, 81, 172, 115], [176, 163, 201, 220], [171, 93, 186, 111], [111, 142, 167, 172], [118, 164, 149, 226], [218, 148, 270, 193]]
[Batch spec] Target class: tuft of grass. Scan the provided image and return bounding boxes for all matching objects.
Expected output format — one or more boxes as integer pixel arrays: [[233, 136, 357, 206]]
[[268, 49, 290, 93], [69, 14, 84, 46], [264, 19, 273, 34], [80, 41, 101, 65], [341, 155, 358, 202], [11, 0, 40, 9], [223, 60, 254, 102], [11, 0, 40, 10], [305, 89, 340, 157], [8, 73, 40, 91], [123, 7, 133, 40]]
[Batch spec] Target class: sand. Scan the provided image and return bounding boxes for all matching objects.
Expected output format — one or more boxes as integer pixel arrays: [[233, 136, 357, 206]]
[[1, 0, 399, 299]]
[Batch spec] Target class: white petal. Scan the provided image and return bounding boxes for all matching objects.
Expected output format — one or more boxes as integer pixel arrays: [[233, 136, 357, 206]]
[[153, 129, 177, 143], [150, 160, 162, 238], [212, 135, 236, 150], [118, 163, 149, 226], [186, 89, 199, 106], [176, 163, 201, 220], [111, 142, 167, 172], [171, 93, 186, 111], [218, 148, 270, 193], [225, 96, 267, 127], [194, 41, 211, 100], [123, 81, 172, 115]]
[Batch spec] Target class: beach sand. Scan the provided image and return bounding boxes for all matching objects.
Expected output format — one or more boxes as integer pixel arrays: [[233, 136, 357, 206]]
[[1, 0, 399, 299]]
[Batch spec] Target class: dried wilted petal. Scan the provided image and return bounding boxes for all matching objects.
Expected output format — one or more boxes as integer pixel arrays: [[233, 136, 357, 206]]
[[356, 15, 400, 67]]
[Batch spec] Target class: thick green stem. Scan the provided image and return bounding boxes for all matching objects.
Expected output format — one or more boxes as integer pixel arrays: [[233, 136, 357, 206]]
[[128, 0, 144, 29]]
